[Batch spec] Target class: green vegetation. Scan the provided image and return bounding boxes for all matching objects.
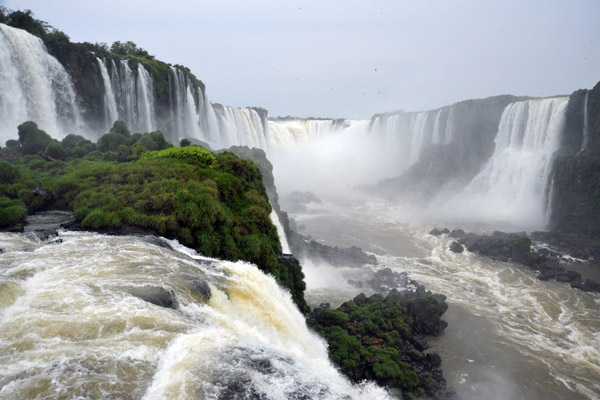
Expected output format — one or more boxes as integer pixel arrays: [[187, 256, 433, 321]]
[[0, 121, 308, 312], [308, 291, 448, 398]]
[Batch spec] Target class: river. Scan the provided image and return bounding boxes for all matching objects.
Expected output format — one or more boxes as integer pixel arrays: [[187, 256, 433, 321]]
[[293, 198, 600, 400]]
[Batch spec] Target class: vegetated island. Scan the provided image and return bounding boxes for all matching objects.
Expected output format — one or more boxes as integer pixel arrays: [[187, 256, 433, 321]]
[[0, 118, 453, 399]]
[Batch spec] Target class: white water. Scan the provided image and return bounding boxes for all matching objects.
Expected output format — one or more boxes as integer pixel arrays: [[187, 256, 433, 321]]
[[269, 209, 291, 254], [168, 67, 202, 142], [96, 57, 119, 131], [0, 23, 82, 143], [581, 92, 590, 152], [213, 106, 269, 149], [440, 97, 568, 229], [136, 65, 156, 133], [0, 231, 392, 400]]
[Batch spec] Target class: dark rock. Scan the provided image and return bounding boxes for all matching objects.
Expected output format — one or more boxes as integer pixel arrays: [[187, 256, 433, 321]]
[[411, 335, 430, 351], [429, 228, 444, 236], [367, 268, 408, 294], [143, 236, 174, 250], [556, 270, 582, 283], [178, 273, 211, 302], [449, 242, 464, 253], [426, 353, 442, 368], [538, 270, 557, 281], [441, 228, 450, 234], [570, 279, 585, 290], [128, 286, 177, 309], [30, 229, 58, 241], [582, 279, 600, 292], [448, 229, 466, 238]]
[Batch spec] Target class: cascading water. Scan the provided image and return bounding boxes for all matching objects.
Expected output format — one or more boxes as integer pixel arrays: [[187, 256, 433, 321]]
[[136, 65, 156, 133], [269, 209, 291, 254], [168, 67, 202, 142], [0, 231, 392, 400], [443, 97, 569, 229], [96, 57, 119, 131], [213, 106, 269, 149], [101, 58, 157, 134], [580, 92, 590, 152], [0, 23, 82, 143]]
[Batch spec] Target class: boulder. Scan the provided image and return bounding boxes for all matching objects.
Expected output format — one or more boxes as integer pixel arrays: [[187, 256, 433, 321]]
[[128, 286, 177, 309], [449, 242, 464, 253], [448, 229, 466, 238]]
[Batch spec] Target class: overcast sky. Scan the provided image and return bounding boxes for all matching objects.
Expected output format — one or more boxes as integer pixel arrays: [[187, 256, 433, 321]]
[[3, 0, 600, 118]]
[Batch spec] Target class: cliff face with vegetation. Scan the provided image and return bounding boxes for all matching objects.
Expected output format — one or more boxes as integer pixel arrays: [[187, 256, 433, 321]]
[[0, 120, 308, 312], [549, 81, 600, 247]]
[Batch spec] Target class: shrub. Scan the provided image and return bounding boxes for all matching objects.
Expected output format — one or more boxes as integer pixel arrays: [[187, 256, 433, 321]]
[[17, 121, 53, 155], [0, 161, 21, 184], [0, 196, 27, 227], [44, 141, 68, 160]]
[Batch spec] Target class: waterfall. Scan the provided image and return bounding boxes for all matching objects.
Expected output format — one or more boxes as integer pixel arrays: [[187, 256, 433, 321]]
[[269, 209, 291, 254], [0, 231, 392, 400], [136, 65, 156, 133], [213, 106, 269, 149], [580, 91, 589, 152], [408, 112, 429, 165], [167, 67, 203, 142], [267, 119, 342, 150], [431, 109, 443, 144], [96, 58, 118, 131], [446, 97, 569, 228], [0, 23, 82, 143]]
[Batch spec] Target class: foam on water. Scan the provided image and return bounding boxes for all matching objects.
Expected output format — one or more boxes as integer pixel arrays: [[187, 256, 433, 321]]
[[0, 231, 393, 400]]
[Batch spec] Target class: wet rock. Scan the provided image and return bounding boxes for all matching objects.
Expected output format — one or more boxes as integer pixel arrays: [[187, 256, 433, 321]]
[[448, 229, 466, 238], [178, 273, 211, 302], [347, 279, 363, 288], [555, 270, 581, 283], [429, 228, 444, 236], [367, 268, 408, 294], [426, 353, 442, 368], [449, 242, 464, 253], [441, 228, 450, 234], [143, 236, 173, 250], [128, 286, 177, 309], [582, 279, 600, 292], [29, 229, 59, 241]]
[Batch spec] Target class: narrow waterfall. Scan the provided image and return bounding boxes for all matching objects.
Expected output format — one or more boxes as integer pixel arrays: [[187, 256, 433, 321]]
[[96, 57, 119, 131], [580, 91, 590, 152], [136, 65, 156, 133], [269, 209, 291, 254], [0, 23, 81, 142], [446, 97, 569, 228], [0, 232, 392, 400]]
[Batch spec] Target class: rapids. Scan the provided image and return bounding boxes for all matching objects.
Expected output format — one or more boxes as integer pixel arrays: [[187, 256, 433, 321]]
[[0, 230, 393, 400], [289, 198, 600, 400]]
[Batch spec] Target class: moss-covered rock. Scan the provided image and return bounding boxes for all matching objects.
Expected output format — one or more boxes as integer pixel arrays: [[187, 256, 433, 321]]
[[308, 289, 452, 399]]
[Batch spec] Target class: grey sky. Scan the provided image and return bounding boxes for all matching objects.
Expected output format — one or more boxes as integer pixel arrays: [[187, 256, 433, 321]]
[[3, 0, 600, 118]]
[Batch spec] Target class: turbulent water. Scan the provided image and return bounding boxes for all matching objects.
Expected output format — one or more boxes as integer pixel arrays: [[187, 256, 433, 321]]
[[0, 24, 82, 143], [290, 199, 600, 400], [0, 230, 393, 400]]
